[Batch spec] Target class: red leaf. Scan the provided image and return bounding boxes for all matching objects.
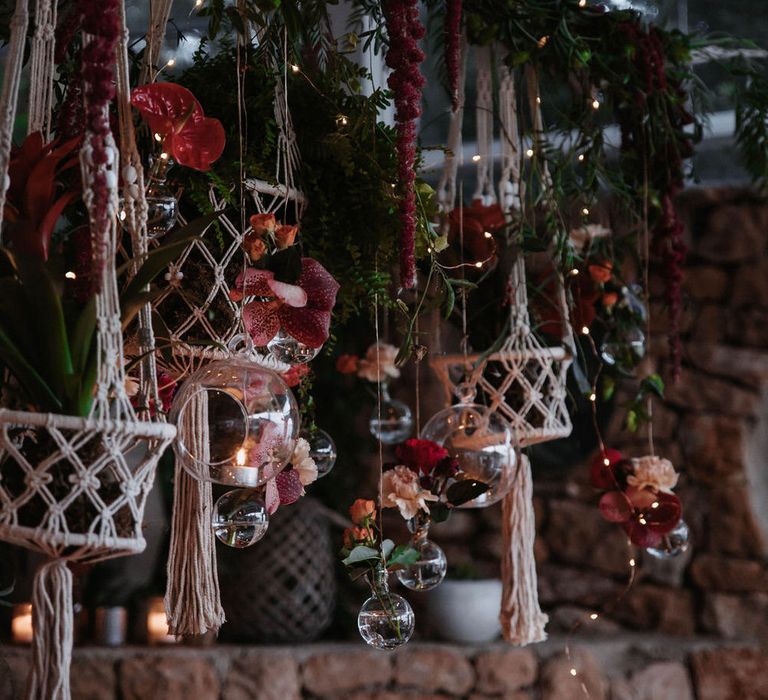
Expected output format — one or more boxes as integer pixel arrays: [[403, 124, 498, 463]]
[[598, 491, 632, 523]]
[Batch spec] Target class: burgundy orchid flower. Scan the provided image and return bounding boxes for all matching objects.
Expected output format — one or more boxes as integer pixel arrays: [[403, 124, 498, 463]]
[[130, 83, 225, 171], [589, 448, 627, 490], [599, 487, 682, 548], [230, 258, 339, 349], [446, 200, 502, 265], [4, 132, 81, 260]]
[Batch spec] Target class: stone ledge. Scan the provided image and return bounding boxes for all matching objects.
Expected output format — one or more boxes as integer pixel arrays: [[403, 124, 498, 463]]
[[2, 636, 766, 700]]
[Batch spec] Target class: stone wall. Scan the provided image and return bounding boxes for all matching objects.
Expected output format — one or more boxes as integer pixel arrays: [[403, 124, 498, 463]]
[[2, 639, 767, 700]]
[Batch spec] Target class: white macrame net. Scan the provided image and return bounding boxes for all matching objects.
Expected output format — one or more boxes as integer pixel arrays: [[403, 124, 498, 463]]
[[0, 3, 175, 696], [431, 51, 573, 447]]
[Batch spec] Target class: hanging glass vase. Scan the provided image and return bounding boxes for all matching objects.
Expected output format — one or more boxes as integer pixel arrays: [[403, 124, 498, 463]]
[[357, 566, 415, 649], [212, 488, 270, 548], [267, 329, 321, 365], [645, 519, 690, 559], [395, 511, 447, 591], [145, 154, 178, 238], [301, 427, 337, 478], [369, 382, 413, 445], [170, 356, 301, 487]]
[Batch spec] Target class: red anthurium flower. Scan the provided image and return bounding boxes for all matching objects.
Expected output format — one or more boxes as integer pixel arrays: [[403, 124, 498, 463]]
[[4, 132, 80, 260], [232, 257, 339, 349], [396, 438, 449, 476], [590, 448, 626, 490], [130, 83, 225, 171]]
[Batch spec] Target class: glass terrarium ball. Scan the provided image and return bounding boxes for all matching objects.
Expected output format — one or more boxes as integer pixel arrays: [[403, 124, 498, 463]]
[[369, 397, 413, 445], [357, 591, 415, 649], [213, 489, 269, 548], [301, 427, 337, 478], [645, 519, 690, 559], [145, 191, 178, 238], [267, 330, 320, 365], [395, 538, 447, 591], [420, 403, 516, 508], [170, 357, 300, 487]]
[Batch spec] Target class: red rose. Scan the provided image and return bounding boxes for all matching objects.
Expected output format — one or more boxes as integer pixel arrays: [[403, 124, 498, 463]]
[[396, 438, 449, 476]]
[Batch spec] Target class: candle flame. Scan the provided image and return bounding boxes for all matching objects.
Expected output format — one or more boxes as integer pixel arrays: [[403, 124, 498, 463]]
[[235, 447, 247, 466]]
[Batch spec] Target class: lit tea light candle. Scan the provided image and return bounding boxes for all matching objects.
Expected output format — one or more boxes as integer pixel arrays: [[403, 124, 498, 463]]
[[12, 603, 33, 644], [146, 597, 175, 644]]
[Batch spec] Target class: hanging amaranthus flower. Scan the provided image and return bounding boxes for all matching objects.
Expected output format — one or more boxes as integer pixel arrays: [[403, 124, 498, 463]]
[[383, 0, 426, 289], [445, 0, 462, 111]]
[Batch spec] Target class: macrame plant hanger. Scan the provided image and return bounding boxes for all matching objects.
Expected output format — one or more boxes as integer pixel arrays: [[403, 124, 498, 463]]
[[0, 2, 176, 697], [430, 46, 573, 646], [160, 20, 307, 638]]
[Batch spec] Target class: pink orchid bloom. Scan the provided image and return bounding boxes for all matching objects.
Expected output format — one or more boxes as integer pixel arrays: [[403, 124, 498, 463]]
[[264, 468, 304, 515], [230, 258, 339, 348]]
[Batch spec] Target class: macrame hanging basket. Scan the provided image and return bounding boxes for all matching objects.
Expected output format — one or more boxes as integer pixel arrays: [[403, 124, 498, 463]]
[[0, 1, 176, 697]]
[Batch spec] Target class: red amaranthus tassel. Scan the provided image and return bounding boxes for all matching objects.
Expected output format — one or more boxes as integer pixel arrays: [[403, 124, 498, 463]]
[[653, 194, 687, 381], [445, 0, 462, 112], [383, 0, 426, 290]]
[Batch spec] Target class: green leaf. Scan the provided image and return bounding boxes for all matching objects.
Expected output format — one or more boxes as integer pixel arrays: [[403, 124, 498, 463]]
[[641, 373, 665, 399], [442, 280, 455, 319], [626, 408, 639, 433], [342, 545, 379, 566], [380, 539, 395, 559], [429, 502, 451, 523], [267, 245, 302, 284], [387, 545, 420, 570], [602, 375, 616, 402], [446, 479, 490, 506], [70, 296, 97, 375], [0, 322, 61, 411]]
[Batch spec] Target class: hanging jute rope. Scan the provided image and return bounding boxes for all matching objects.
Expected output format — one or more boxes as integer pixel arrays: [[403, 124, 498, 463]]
[[0, 3, 176, 696], [138, 0, 175, 86]]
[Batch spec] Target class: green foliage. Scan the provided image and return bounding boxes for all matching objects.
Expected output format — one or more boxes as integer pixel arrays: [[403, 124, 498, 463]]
[[736, 62, 768, 187]]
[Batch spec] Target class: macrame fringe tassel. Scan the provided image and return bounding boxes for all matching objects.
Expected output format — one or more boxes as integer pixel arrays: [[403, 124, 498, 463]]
[[27, 560, 73, 700], [164, 389, 225, 636], [500, 454, 548, 645]]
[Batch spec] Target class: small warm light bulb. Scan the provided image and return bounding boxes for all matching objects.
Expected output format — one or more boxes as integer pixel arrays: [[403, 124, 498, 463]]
[[578, 153, 585, 162], [166, 58, 176, 68], [195, 0, 203, 6], [603, 458, 610, 466], [427, 247, 432, 253], [638, 517, 647, 525], [651, 501, 660, 509], [537, 35, 549, 48], [589, 613, 598, 620], [484, 231, 493, 239], [235, 448, 247, 466], [591, 98, 600, 110], [154, 133, 163, 142], [629, 558, 636, 567], [579, 0, 587, 6], [119, 210, 127, 221], [581, 207, 590, 215], [160, 152, 169, 160], [570, 268, 580, 276], [536, 96, 541, 104], [65, 271, 77, 280], [525, 148, 534, 158], [472, 154, 481, 162], [589, 393, 597, 402], [581, 325, 590, 335], [569, 668, 578, 677], [291, 64, 300, 73], [474, 261, 483, 268]]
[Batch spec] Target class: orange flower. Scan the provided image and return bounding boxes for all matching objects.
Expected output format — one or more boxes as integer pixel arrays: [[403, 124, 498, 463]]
[[249, 212, 277, 236], [242, 231, 267, 262], [349, 498, 376, 525], [588, 261, 613, 284], [336, 354, 360, 375], [275, 224, 299, 249], [602, 291, 619, 307], [343, 526, 373, 550]]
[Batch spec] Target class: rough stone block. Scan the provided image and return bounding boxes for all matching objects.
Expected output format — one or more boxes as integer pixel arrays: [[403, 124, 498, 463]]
[[692, 647, 768, 700], [474, 648, 537, 693], [540, 648, 606, 700], [70, 657, 117, 700], [701, 592, 768, 641], [665, 368, 759, 418], [223, 652, 300, 700], [696, 204, 765, 262], [678, 414, 746, 485], [301, 651, 392, 696], [684, 266, 730, 301], [538, 564, 620, 608], [120, 655, 219, 700], [392, 647, 474, 695], [706, 486, 766, 558], [613, 585, 696, 636], [690, 554, 768, 593], [611, 661, 693, 700]]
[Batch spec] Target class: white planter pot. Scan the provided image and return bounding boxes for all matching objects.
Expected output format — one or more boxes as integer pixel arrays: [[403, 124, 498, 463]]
[[425, 579, 502, 643]]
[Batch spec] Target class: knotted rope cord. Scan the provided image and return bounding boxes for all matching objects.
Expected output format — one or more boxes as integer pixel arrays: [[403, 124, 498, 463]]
[[0, 0, 29, 236], [472, 45, 495, 206], [139, 0, 175, 86], [27, 0, 57, 138], [115, 2, 162, 420]]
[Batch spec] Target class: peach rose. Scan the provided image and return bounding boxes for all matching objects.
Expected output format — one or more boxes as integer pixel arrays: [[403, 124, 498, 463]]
[[627, 456, 679, 494], [602, 291, 619, 307], [242, 231, 267, 262], [588, 261, 613, 284], [349, 498, 376, 525], [381, 465, 438, 520], [249, 212, 277, 236], [275, 224, 299, 249], [356, 342, 400, 383], [336, 354, 360, 375], [343, 526, 373, 550]]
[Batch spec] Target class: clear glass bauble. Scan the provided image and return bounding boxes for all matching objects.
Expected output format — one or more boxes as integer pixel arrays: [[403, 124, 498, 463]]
[[369, 383, 413, 445], [601, 327, 646, 366], [145, 157, 178, 238], [395, 518, 447, 591], [420, 403, 516, 508], [645, 519, 690, 559], [267, 330, 320, 365], [357, 571, 415, 650], [301, 427, 337, 478], [170, 357, 300, 487], [212, 489, 269, 548]]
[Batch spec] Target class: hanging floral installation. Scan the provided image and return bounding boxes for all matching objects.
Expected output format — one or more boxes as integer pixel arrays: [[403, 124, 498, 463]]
[[0, 0, 767, 685]]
